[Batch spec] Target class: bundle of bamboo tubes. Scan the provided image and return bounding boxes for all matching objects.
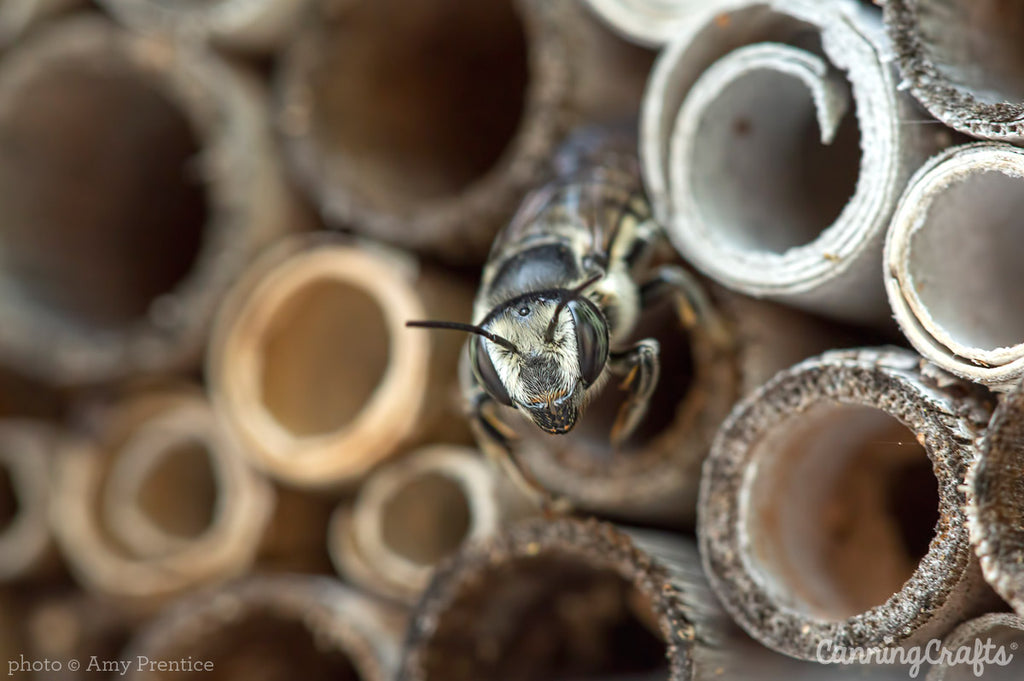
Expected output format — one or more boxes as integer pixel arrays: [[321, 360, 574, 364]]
[[2, 1, 1024, 680]]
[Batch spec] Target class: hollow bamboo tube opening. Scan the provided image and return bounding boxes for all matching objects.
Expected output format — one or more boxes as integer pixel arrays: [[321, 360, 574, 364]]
[[51, 389, 274, 600], [968, 382, 1024, 615], [0, 422, 53, 581], [400, 519, 700, 681], [886, 143, 1024, 389], [886, 0, 1024, 140], [700, 348, 997, 659], [331, 446, 529, 602], [276, 0, 571, 261], [0, 16, 295, 384], [125, 577, 404, 681], [210, 235, 472, 489], [926, 614, 1024, 681]]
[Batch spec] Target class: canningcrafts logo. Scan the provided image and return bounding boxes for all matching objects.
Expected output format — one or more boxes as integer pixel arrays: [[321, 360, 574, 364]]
[[817, 638, 1017, 678]]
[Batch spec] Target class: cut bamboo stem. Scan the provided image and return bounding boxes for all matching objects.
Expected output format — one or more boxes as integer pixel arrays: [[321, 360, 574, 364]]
[[582, 0, 709, 47], [968, 380, 1024, 616], [925, 613, 1024, 681], [399, 517, 898, 681], [208, 234, 474, 489], [51, 388, 274, 601], [0, 421, 56, 581], [641, 0, 949, 324], [885, 142, 1024, 390], [885, 0, 1024, 143], [0, 15, 298, 385], [275, 0, 573, 263], [699, 347, 999, 660], [124, 576, 405, 681], [330, 444, 534, 603], [98, 0, 309, 53], [503, 280, 849, 524]]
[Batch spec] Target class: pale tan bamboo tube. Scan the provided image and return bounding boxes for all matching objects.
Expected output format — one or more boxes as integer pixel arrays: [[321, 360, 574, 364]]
[[885, 142, 1024, 390], [700, 347, 1000, 661], [208, 234, 474, 489], [98, 0, 309, 52], [0, 0, 80, 48], [925, 613, 1024, 681], [51, 388, 274, 600], [583, 0, 709, 47], [641, 0, 949, 324], [330, 444, 534, 603], [399, 517, 891, 681], [275, 0, 573, 263], [124, 576, 406, 681], [968, 380, 1024, 616], [0, 15, 298, 385], [501, 276, 849, 524], [0, 421, 56, 582], [886, 0, 1024, 142]]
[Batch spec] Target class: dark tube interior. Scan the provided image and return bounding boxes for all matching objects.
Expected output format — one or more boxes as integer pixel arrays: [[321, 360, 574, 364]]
[[134, 438, 218, 543], [0, 465, 17, 534], [0, 60, 207, 330], [380, 471, 472, 565], [419, 555, 668, 681]]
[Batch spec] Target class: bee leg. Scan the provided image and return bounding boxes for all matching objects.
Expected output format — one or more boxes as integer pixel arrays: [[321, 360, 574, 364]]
[[468, 390, 572, 517], [640, 265, 730, 345], [607, 339, 660, 450]]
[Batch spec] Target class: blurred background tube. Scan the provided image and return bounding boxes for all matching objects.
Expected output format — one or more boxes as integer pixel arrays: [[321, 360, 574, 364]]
[[885, 0, 1024, 143], [329, 444, 534, 604], [583, 0, 708, 47], [885, 143, 1024, 390], [0, 0, 80, 49], [699, 348, 999, 660], [0, 16, 299, 385], [926, 614, 1024, 681], [274, 0, 573, 263], [208, 235, 474, 489], [124, 576, 406, 681], [51, 388, 274, 601], [0, 421, 56, 581], [641, 0, 948, 325]]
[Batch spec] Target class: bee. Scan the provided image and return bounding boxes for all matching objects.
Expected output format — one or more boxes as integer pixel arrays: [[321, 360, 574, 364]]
[[408, 127, 719, 498]]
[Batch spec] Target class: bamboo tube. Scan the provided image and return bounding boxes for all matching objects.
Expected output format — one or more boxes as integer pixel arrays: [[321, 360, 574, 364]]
[[123, 576, 405, 681], [885, 0, 1024, 143], [0, 0, 80, 48], [50, 388, 274, 600], [885, 142, 1024, 390], [501, 279, 850, 524], [208, 234, 474, 489], [967, 380, 1024, 616], [925, 614, 1024, 681], [582, 0, 707, 47], [399, 517, 899, 681], [699, 347, 1000, 661], [641, 0, 949, 325], [98, 0, 309, 53], [0, 15, 298, 386], [330, 444, 534, 603], [275, 0, 573, 263], [0, 421, 55, 582]]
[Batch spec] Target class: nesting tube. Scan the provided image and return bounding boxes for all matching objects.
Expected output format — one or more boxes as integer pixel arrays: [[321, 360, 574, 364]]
[[967, 380, 1024, 616], [208, 235, 474, 489], [700, 347, 999, 660], [98, 0, 308, 53], [51, 388, 274, 600], [0, 16, 298, 385], [925, 614, 1024, 681], [0, 0, 80, 48], [885, 142, 1024, 390], [400, 517, 892, 681], [582, 0, 707, 47], [642, 0, 947, 324], [330, 445, 534, 603], [885, 0, 1024, 142], [0, 421, 56, 581], [275, 0, 572, 263], [504, 278, 849, 524], [124, 576, 405, 681]]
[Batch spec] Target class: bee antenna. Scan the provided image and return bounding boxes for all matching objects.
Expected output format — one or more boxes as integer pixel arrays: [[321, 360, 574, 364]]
[[406, 320, 520, 354], [545, 273, 602, 343]]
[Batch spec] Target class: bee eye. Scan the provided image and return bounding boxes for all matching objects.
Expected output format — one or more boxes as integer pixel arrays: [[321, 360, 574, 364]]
[[518, 306, 530, 316], [471, 337, 514, 407], [569, 299, 609, 387]]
